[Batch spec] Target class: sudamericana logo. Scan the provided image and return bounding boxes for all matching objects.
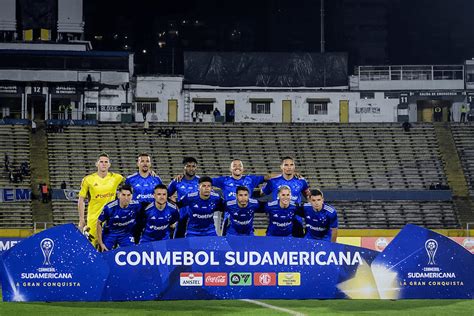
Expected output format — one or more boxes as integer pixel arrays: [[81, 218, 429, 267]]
[[229, 272, 252, 286], [254, 272, 276, 286], [277, 272, 301, 286], [204, 273, 227, 286], [179, 272, 203, 286], [40, 238, 54, 266]]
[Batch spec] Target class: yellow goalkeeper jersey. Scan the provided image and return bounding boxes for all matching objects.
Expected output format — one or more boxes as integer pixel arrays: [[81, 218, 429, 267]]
[[79, 172, 124, 224]]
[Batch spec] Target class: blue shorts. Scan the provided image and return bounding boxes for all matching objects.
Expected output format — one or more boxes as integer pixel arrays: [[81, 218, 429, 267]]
[[226, 227, 252, 236], [103, 234, 135, 249], [139, 234, 170, 244], [186, 230, 217, 237]]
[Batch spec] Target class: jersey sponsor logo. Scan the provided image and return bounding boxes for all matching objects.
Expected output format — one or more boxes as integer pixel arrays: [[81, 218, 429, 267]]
[[254, 272, 276, 286], [95, 192, 115, 199], [278, 272, 301, 286], [233, 219, 252, 226], [112, 218, 135, 227], [136, 193, 154, 200], [274, 221, 291, 227], [229, 272, 252, 286], [179, 272, 203, 286], [204, 273, 227, 286], [192, 213, 214, 219], [307, 224, 327, 232], [149, 224, 168, 231]]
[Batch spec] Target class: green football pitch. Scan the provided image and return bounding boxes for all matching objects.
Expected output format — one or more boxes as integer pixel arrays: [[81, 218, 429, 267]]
[[0, 290, 473, 316]]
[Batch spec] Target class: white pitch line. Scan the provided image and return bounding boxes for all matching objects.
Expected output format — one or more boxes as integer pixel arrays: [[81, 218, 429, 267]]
[[240, 299, 306, 316]]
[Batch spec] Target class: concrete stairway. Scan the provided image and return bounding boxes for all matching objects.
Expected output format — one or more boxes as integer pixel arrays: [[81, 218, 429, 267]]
[[29, 121, 53, 226]]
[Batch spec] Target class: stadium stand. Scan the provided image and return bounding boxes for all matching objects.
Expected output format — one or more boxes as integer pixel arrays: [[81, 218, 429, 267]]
[[0, 125, 33, 228], [0, 201, 33, 229], [0, 125, 31, 187], [450, 122, 474, 197], [47, 122, 458, 228]]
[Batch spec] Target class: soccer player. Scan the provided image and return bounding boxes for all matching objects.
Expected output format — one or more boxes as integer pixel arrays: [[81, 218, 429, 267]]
[[140, 184, 180, 243], [212, 159, 268, 202], [78, 153, 124, 245], [175, 176, 224, 237], [168, 157, 200, 201], [125, 153, 163, 204], [96, 184, 141, 251], [125, 153, 163, 242], [223, 186, 262, 236], [261, 156, 310, 204], [298, 189, 338, 242], [263, 185, 299, 237]]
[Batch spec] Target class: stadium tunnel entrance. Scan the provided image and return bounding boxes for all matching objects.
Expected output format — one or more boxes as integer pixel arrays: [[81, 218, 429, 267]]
[[416, 99, 451, 122], [27, 94, 46, 121]]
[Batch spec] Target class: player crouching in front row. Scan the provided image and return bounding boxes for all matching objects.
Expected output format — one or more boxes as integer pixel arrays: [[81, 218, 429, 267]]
[[139, 184, 179, 243], [96, 184, 141, 252]]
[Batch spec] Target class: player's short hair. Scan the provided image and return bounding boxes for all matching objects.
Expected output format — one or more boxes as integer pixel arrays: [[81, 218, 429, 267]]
[[154, 184, 168, 192], [118, 183, 133, 194], [97, 152, 110, 161], [137, 152, 151, 161], [183, 157, 198, 165], [310, 189, 324, 197], [278, 185, 292, 194], [281, 156, 294, 163], [236, 185, 249, 194], [198, 176, 212, 185], [230, 159, 243, 168]]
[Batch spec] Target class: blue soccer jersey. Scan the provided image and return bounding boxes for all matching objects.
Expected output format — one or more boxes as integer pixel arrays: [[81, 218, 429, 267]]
[[168, 176, 200, 201], [264, 200, 298, 237], [299, 203, 338, 241], [140, 202, 180, 243], [125, 172, 163, 204], [261, 175, 309, 204], [98, 199, 141, 249], [224, 198, 262, 236], [178, 191, 224, 237], [212, 175, 265, 201]]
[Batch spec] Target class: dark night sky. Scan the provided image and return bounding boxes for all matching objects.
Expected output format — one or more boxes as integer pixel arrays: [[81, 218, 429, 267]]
[[83, 0, 474, 74]]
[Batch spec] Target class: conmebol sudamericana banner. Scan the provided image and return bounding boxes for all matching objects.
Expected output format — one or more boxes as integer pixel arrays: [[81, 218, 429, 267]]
[[1, 224, 472, 301]]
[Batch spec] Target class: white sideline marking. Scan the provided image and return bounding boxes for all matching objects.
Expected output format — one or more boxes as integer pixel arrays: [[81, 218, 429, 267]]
[[241, 299, 306, 316]]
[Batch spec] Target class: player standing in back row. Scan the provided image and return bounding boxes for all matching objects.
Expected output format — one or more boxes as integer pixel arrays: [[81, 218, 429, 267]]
[[168, 157, 200, 201], [125, 153, 163, 241], [261, 156, 310, 204], [78, 153, 124, 246]]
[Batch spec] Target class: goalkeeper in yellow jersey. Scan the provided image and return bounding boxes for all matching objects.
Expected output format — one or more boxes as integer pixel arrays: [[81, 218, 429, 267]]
[[78, 153, 124, 246]]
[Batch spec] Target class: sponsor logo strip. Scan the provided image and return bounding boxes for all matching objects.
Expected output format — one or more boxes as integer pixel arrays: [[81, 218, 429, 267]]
[[277, 272, 301, 286], [204, 272, 228, 286], [254, 272, 276, 286], [179, 272, 203, 286], [229, 272, 252, 286]]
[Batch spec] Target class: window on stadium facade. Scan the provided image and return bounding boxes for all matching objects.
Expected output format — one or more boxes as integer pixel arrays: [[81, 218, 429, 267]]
[[360, 92, 375, 99], [137, 102, 157, 113], [194, 103, 214, 114], [251, 102, 271, 114], [308, 102, 328, 115]]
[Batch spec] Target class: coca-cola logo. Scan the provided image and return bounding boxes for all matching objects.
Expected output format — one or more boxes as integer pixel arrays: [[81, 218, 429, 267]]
[[204, 273, 228, 286]]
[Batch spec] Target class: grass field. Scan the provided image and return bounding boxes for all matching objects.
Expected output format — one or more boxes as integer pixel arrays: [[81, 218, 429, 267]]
[[0, 292, 472, 316]]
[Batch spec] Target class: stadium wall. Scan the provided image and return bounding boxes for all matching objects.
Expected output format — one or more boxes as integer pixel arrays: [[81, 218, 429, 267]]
[[133, 76, 400, 123]]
